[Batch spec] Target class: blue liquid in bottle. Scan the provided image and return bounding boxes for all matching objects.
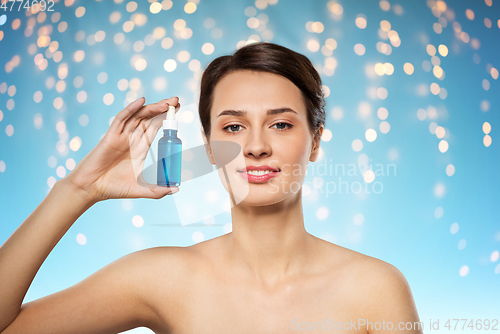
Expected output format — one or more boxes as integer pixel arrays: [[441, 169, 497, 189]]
[[157, 106, 182, 187]]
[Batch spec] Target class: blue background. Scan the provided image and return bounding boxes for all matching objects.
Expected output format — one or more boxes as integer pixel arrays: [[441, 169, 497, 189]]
[[0, 0, 499, 332]]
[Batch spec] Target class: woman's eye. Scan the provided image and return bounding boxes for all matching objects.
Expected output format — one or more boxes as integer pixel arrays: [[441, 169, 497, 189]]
[[223, 122, 293, 133], [272, 122, 293, 131], [223, 124, 243, 133]]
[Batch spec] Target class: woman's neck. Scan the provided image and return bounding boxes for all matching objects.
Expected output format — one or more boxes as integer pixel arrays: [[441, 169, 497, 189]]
[[224, 191, 315, 289]]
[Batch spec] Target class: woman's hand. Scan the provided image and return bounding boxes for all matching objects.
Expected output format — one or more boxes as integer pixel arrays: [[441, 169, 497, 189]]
[[63, 97, 181, 202]]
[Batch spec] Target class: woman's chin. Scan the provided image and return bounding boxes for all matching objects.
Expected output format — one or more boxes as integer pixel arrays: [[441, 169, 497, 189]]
[[223, 175, 302, 207], [232, 189, 288, 207]]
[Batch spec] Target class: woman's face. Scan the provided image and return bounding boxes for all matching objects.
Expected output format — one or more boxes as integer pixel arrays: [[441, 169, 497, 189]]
[[204, 70, 322, 206]]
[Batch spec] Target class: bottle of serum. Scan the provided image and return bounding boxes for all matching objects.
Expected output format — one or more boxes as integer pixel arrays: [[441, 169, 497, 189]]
[[157, 105, 182, 187]]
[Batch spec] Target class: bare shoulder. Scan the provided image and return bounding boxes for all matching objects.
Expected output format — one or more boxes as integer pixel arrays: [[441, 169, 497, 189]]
[[84, 245, 200, 300], [316, 238, 421, 332], [352, 253, 422, 332], [314, 236, 410, 290], [129, 245, 203, 285], [336, 244, 409, 289], [131, 245, 199, 269], [134, 238, 225, 281], [122, 246, 205, 331], [2, 246, 200, 334]]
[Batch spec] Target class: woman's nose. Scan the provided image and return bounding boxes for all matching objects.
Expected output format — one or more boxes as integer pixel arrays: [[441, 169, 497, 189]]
[[243, 129, 272, 158]]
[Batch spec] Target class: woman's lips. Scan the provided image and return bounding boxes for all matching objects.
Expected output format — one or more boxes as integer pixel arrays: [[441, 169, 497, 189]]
[[238, 170, 280, 183]]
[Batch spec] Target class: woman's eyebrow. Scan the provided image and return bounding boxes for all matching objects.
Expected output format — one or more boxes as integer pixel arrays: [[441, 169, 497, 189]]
[[217, 107, 298, 118]]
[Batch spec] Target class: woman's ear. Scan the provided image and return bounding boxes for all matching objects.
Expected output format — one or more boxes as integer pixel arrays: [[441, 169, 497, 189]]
[[310, 124, 324, 162], [200, 127, 216, 165]]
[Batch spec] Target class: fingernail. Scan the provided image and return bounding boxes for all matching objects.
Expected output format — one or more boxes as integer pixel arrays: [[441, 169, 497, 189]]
[[169, 188, 179, 194]]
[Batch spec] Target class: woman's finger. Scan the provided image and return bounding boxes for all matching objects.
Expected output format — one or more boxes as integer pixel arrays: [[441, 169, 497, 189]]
[[129, 113, 164, 161], [145, 102, 181, 133], [109, 97, 146, 134], [145, 114, 165, 143], [128, 108, 167, 160], [127, 100, 182, 160], [139, 102, 182, 151], [129, 97, 179, 124], [123, 97, 180, 133], [123, 102, 169, 134], [136, 172, 179, 198]]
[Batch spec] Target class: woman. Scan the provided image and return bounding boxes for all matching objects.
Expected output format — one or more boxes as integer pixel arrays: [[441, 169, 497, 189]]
[[0, 42, 423, 333]]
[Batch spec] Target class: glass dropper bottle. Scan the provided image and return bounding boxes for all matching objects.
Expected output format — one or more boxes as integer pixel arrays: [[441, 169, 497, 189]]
[[157, 105, 182, 187]]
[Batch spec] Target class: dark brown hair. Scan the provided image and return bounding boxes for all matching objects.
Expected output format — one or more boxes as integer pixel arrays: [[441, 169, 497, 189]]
[[198, 42, 326, 140]]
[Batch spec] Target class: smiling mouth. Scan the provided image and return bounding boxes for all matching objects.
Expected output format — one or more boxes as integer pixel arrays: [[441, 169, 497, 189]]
[[238, 169, 280, 175], [237, 166, 281, 174], [240, 170, 280, 175], [237, 169, 280, 183]]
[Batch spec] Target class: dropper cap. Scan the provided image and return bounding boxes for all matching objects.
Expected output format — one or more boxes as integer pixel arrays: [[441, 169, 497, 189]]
[[163, 105, 178, 130]]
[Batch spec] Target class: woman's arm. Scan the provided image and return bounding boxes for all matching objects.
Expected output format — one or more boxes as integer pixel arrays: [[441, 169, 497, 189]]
[[0, 96, 180, 333], [2, 229, 167, 334], [0, 179, 161, 333], [0, 179, 95, 332]]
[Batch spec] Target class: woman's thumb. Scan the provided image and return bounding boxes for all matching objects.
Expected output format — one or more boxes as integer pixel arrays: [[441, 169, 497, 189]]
[[149, 185, 179, 198]]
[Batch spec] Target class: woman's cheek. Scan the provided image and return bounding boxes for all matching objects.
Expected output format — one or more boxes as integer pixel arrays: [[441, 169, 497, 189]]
[[282, 137, 311, 167]]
